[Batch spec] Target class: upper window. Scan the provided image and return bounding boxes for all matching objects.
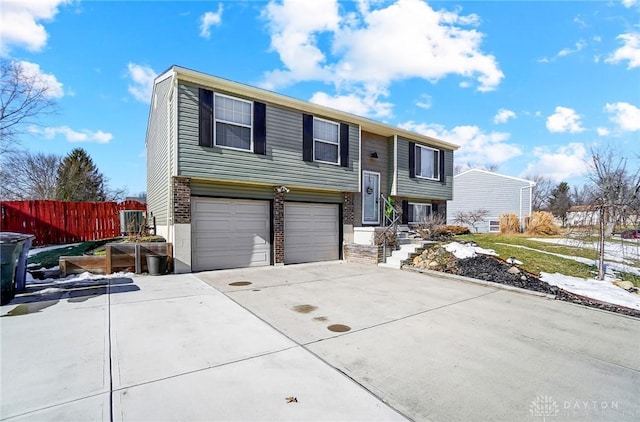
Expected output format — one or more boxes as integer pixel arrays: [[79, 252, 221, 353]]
[[313, 117, 340, 164], [214, 94, 252, 151], [415, 145, 440, 180], [409, 203, 432, 224]]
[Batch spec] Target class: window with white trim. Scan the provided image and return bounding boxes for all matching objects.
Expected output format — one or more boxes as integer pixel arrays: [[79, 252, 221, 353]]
[[409, 203, 432, 224], [214, 93, 252, 151], [415, 145, 439, 179], [489, 220, 500, 232], [313, 117, 339, 164]]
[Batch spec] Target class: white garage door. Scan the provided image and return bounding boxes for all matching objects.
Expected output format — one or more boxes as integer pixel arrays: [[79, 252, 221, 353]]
[[192, 198, 270, 271], [285, 202, 339, 264]]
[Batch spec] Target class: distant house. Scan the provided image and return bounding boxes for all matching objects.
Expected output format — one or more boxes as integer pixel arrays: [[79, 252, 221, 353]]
[[145, 65, 458, 272], [565, 205, 599, 226], [446, 169, 535, 233]]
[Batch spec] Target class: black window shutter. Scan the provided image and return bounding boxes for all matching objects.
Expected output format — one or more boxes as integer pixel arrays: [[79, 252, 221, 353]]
[[401, 200, 409, 224], [253, 102, 267, 155], [409, 142, 416, 178], [302, 114, 313, 162], [199, 88, 213, 147], [432, 203, 438, 215], [339, 123, 349, 167], [439, 150, 446, 183]]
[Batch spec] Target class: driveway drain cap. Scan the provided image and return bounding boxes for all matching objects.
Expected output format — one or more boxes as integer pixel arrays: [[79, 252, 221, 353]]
[[228, 281, 252, 286], [327, 324, 351, 332]]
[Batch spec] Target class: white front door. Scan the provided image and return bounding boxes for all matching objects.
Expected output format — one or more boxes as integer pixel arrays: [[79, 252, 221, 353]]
[[362, 171, 380, 224]]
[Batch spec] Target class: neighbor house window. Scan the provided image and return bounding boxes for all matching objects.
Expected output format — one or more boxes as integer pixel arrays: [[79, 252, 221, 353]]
[[313, 117, 339, 164], [214, 93, 252, 151], [489, 220, 500, 232], [415, 145, 440, 179], [409, 203, 432, 224]]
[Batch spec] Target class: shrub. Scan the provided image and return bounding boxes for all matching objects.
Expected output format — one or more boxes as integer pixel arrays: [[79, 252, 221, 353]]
[[437, 225, 471, 236], [525, 211, 561, 236], [500, 213, 521, 234]]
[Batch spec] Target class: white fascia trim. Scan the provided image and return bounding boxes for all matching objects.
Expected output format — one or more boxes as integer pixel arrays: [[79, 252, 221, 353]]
[[455, 168, 536, 185], [392, 135, 398, 196], [358, 125, 362, 192]]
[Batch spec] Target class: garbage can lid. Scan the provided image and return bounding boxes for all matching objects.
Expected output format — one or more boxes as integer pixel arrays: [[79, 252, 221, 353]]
[[0, 232, 36, 244]]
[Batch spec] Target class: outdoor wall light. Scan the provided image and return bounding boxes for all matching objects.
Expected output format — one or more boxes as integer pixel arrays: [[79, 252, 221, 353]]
[[370, 151, 379, 159], [276, 185, 290, 193]]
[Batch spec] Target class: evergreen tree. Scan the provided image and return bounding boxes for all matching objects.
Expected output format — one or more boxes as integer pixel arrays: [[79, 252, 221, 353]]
[[56, 148, 106, 201], [549, 181, 572, 226]]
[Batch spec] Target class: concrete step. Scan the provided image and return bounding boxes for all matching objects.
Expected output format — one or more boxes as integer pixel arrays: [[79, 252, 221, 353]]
[[378, 242, 426, 269]]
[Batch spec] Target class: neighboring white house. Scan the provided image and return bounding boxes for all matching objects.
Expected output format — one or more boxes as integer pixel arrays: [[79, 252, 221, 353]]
[[447, 169, 536, 233]]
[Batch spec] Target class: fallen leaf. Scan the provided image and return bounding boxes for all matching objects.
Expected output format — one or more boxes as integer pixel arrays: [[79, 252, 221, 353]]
[[285, 396, 298, 403]]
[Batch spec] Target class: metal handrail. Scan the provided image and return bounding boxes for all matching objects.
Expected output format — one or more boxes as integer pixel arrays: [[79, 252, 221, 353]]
[[377, 194, 402, 262]]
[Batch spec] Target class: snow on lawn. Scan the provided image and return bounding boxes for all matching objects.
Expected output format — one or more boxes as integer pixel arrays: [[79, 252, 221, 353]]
[[26, 270, 135, 290], [445, 241, 640, 310], [528, 237, 640, 263], [497, 243, 640, 277], [444, 242, 498, 259], [541, 272, 640, 311], [27, 243, 82, 258]]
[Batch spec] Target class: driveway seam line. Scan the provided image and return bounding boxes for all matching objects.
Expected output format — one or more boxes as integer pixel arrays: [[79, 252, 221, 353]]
[[0, 391, 110, 421], [108, 277, 114, 422]]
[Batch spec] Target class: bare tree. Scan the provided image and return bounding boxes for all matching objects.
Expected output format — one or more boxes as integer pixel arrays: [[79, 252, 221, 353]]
[[586, 147, 640, 279], [1, 60, 59, 154], [0, 150, 61, 199], [453, 209, 490, 233], [527, 174, 553, 211], [454, 162, 500, 175]]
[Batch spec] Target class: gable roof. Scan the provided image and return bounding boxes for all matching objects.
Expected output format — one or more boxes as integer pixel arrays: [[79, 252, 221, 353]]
[[153, 65, 459, 151], [454, 168, 536, 186]]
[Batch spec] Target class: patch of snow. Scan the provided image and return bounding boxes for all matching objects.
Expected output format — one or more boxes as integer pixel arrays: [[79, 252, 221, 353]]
[[528, 238, 640, 263], [26, 271, 134, 286], [541, 272, 640, 311], [444, 242, 498, 259], [28, 243, 82, 258], [498, 243, 640, 277]]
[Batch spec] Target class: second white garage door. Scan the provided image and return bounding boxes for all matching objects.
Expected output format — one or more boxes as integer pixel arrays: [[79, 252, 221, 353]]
[[284, 202, 339, 264], [192, 198, 270, 271]]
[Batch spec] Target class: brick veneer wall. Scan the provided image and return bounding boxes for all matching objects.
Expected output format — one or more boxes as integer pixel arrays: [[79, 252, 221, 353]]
[[342, 192, 354, 225], [273, 188, 285, 264], [344, 244, 383, 265], [173, 177, 191, 224]]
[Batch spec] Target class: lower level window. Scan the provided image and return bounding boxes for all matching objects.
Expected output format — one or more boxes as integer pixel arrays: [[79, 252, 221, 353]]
[[409, 203, 432, 224], [489, 220, 500, 232]]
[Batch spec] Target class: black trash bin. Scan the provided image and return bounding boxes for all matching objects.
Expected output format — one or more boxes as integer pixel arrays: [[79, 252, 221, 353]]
[[147, 254, 168, 276]]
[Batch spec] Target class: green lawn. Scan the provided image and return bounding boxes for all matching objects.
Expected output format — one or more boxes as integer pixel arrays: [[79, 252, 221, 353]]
[[456, 234, 598, 279]]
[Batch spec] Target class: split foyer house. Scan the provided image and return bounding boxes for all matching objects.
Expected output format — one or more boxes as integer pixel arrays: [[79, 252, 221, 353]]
[[446, 169, 535, 233], [146, 66, 458, 272]]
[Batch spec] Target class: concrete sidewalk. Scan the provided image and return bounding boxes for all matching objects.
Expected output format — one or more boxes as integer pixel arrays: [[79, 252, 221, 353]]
[[0, 273, 404, 421]]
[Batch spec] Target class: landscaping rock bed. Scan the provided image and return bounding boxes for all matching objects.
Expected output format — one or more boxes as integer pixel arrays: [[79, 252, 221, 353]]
[[410, 244, 640, 318]]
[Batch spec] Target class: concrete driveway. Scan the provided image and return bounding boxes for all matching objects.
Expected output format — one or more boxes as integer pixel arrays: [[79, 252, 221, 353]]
[[195, 261, 640, 422]]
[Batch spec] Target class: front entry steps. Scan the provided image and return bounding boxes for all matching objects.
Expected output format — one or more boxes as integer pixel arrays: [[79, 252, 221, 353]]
[[378, 241, 428, 269]]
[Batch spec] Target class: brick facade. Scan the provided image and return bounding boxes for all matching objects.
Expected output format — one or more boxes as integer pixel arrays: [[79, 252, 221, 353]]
[[173, 177, 191, 224], [344, 244, 383, 265], [273, 188, 285, 264], [342, 192, 354, 225]]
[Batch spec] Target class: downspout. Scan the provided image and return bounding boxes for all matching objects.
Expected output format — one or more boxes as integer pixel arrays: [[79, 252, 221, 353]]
[[519, 185, 527, 232], [166, 71, 176, 244]]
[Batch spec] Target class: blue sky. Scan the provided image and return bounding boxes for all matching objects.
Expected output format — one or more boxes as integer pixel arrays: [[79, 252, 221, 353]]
[[2, 0, 639, 196]]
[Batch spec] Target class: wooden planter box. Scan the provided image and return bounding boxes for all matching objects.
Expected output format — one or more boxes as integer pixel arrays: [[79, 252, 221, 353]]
[[60, 242, 173, 277]]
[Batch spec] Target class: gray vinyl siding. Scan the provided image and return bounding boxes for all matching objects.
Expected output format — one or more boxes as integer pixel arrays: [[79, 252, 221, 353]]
[[447, 170, 534, 233], [395, 137, 454, 200], [177, 83, 359, 192], [146, 77, 172, 225]]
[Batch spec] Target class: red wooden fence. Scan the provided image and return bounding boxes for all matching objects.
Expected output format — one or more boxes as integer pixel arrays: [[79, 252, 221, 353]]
[[0, 200, 147, 246]]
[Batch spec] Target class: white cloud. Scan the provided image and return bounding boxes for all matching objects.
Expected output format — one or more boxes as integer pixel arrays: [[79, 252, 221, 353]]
[[127, 63, 157, 103], [546, 106, 585, 133], [399, 121, 522, 166], [310, 90, 393, 118], [520, 143, 589, 182], [622, 0, 637, 7], [493, 108, 516, 124], [415, 94, 432, 110], [15, 60, 64, 98], [30, 125, 113, 143], [200, 4, 223, 39], [557, 40, 586, 57], [0, 0, 68, 56], [605, 32, 640, 69], [604, 102, 640, 132], [260, 0, 503, 116], [597, 127, 610, 136]]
